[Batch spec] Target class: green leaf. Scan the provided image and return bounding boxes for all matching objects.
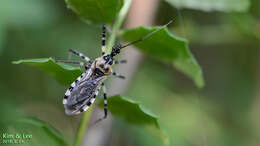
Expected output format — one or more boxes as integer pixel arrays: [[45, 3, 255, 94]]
[[65, 0, 123, 24], [165, 0, 250, 12], [13, 117, 68, 146], [121, 26, 204, 88], [99, 95, 170, 146], [12, 58, 82, 85]]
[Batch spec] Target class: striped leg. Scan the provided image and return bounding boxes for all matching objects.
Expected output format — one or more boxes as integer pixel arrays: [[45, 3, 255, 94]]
[[114, 59, 127, 64], [69, 48, 91, 62], [101, 83, 108, 119], [92, 83, 108, 125], [101, 24, 107, 55], [112, 72, 125, 79]]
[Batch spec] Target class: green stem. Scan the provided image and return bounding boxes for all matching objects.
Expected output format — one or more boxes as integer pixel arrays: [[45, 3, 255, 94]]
[[107, 0, 132, 53], [73, 107, 93, 146]]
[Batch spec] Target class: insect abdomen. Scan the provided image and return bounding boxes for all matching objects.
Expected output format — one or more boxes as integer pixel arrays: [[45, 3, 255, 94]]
[[63, 69, 104, 115]]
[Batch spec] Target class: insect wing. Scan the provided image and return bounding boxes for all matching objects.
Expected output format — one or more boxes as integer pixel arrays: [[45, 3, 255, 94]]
[[63, 69, 104, 115]]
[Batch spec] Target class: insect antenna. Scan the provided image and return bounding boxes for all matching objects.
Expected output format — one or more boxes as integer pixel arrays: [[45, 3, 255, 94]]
[[110, 20, 174, 58], [120, 19, 173, 49]]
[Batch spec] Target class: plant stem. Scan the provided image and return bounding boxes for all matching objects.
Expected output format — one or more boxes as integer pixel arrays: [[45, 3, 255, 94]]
[[73, 1, 132, 146], [73, 107, 93, 146], [107, 0, 132, 53]]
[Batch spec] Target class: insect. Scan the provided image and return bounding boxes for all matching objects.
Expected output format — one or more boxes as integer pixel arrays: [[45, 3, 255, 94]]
[[56, 21, 172, 123]]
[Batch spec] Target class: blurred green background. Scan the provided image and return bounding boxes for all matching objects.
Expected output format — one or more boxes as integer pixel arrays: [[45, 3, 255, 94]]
[[0, 0, 260, 146]]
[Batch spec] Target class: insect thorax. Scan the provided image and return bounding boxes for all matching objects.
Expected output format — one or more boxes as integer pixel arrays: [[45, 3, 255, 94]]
[[93, 55, 113, 76]]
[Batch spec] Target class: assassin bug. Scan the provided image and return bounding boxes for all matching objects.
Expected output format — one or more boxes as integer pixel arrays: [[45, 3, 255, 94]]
[[56, 20, 172, 123]]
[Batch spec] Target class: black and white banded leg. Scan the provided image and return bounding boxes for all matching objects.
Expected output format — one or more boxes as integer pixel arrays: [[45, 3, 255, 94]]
[[69, 48, 91, 62], [101, 24, 107, 55], [114, 59, 127, 64], [112, 72, 125, 79], [54, 49, 91, 67], [92, 83, 108, 125]]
